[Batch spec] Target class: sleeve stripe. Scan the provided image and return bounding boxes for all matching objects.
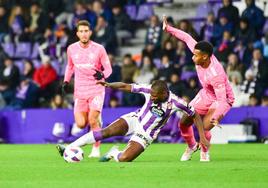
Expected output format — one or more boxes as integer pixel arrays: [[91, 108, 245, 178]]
[[131, 84, 151, 93], [171, 99, 194, 116]]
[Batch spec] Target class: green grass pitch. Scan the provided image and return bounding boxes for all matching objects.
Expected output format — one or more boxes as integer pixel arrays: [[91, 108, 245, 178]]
[[0, 144, 267, 188]]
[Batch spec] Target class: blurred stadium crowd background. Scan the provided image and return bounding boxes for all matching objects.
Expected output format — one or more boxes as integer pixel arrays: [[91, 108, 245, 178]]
[[0, 0, 268, 111]]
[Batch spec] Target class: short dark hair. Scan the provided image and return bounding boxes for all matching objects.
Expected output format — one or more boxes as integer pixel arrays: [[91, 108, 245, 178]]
[[151, 80, 168, 93], [194, 41, 213, 57], [76, 20, 91, 30]]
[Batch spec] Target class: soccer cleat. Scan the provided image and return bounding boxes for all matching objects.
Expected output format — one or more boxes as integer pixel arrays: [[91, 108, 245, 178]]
[[99, 146, 119, 162], [56, 144, 66, 157], [88, 146, 101, 158], [200, 151, 210, 162], [180, 143, 200, 161]]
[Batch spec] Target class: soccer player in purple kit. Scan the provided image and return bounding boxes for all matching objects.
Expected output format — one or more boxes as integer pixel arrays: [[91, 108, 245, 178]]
[[57, 80, 209, 162]]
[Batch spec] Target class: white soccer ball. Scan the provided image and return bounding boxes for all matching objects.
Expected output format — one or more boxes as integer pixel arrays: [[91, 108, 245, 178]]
[[63, 146, 84, 163]]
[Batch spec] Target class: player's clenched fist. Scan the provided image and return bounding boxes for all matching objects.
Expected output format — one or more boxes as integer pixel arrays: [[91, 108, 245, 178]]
[[61, 81, 69, 95], [93, 70, 104, 80]]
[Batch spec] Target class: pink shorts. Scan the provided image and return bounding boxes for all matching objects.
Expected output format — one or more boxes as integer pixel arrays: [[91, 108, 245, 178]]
[[74, 94, 104, 113], [189, 89, 231, 119]]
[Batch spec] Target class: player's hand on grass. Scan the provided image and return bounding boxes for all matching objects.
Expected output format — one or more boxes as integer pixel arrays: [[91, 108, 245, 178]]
[[97, 81, 109, 87], [61, 81, 69, 95], [93, 70, 104, 80], [162, 15, 168, 31]]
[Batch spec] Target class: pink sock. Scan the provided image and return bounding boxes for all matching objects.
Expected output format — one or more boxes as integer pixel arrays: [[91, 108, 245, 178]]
[[201, 131, 211, 152], [92, 127, 101, 148], [179, 123, 196, 149]]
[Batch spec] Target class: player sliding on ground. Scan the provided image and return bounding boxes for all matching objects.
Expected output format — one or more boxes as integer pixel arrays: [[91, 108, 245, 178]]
[[162, 16, 234, 162], [57, 80, 209, 162]]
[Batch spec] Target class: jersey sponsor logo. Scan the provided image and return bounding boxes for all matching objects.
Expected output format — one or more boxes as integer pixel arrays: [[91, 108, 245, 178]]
[[74, 63, 94, 69], [150, 106, 165, 117]]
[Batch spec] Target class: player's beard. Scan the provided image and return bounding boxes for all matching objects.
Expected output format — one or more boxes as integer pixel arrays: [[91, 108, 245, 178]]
[[81, 39, 90, 45]]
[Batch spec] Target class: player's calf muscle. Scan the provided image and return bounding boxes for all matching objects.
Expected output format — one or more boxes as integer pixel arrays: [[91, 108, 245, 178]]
[[88, 118, 100, 129]]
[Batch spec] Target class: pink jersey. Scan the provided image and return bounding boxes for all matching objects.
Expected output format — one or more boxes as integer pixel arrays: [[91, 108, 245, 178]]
[[64, 41, 112, 99], [166, 25, 234, 107]]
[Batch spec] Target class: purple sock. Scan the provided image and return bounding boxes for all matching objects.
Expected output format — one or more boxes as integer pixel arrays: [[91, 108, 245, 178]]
[[93, 131, 103, 141]]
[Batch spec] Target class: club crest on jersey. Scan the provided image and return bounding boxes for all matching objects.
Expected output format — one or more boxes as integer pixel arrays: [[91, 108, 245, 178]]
[[150, 106, 164, 117]]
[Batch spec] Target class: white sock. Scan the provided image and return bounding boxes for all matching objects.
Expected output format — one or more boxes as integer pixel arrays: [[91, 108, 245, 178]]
[[68, 131, 96, 148], [111, 149, 121, 162]]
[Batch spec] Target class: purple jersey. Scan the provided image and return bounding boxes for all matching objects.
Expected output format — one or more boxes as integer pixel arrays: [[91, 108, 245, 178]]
[[131, 84, 195, 139]]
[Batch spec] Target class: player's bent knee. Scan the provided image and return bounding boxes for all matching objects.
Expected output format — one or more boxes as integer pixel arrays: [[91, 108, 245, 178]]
[[76, 122, 87, 129], [89, 118, 99, 129], [118, 154, 132, 162]]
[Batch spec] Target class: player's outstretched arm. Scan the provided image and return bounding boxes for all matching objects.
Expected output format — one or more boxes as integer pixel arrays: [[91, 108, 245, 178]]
[[192, 113, 210, 148], [162, 15, 197, 52], [97, 81, 132, 92]]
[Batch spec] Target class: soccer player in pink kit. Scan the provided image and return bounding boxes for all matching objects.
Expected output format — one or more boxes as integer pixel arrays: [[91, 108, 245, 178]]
[[61, 20, 112, 157], [163, 16, 234, 162]]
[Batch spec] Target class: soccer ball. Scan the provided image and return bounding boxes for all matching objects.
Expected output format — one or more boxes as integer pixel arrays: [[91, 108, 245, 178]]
[[63, 146, 84, 163]]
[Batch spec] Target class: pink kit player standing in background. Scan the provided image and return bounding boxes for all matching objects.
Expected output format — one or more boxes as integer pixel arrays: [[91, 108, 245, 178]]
[[61, 20, 112, 158], [163, 16, 234, 162]]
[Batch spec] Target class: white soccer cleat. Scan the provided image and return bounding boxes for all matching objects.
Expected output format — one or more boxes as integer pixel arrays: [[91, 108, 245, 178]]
[[180, 143, 200, 161], [200, 151, 210, 162], [88, 146, 100, 158]]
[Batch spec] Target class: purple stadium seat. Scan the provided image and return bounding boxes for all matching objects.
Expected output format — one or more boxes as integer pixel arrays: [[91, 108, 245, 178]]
[[181, 71, 197, 81], [190, 18, 206, 34], [51, 60, 60, 74], [32, 59, 41, 68], [14, 60, 24, 74], [147, 0, 171, 4], [262, 19, 268, 33], [125, 5, 137, 20], [196, 3, 213, 18], [136, 4, 154, 21], [31, 43, 39, 59], [115, 91, 123, 105], [212, 3, 222, 16], [59, 63, 66, 76], [1, 43, 15, 57], [153, 58, 162, 69], [14, 42, 31, 58]]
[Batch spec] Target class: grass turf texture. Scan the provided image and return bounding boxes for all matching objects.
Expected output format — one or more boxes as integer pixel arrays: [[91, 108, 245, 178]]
[[0, 144, 267, 188]]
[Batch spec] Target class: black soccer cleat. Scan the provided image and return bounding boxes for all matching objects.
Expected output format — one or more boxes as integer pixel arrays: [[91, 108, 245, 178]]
[[56, 144, 66, 157]]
